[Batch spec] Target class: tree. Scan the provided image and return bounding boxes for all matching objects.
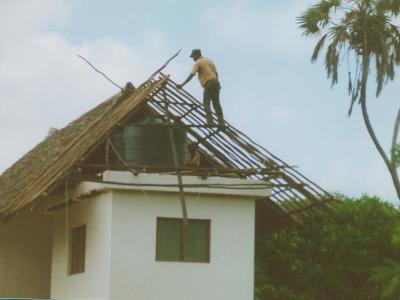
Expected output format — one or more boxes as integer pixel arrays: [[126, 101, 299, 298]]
[[255, 195, 400, 300], [298, 0, 400, 200], [372, 225, 400, 298]]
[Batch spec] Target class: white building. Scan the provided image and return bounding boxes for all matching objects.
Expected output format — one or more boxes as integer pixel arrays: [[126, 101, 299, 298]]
[[0, 75, 331, 299]]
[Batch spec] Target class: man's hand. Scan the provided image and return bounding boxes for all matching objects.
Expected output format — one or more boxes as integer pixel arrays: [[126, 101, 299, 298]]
[[177, 74, 195, 89]]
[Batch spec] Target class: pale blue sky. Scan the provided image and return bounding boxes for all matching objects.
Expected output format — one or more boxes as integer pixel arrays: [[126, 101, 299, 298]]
[[0, 0, 398, 202]]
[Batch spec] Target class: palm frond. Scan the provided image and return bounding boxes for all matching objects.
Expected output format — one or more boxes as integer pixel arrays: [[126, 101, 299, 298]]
[[348, 77, 361, 117], [377, 0, 400, 15], [312, 34, 328, 62], [348, 71, 353, 94], [301, 0, 400, 116], [376, 56, 385, 96], [298, 0, 342, 35], [325, 44, 339, 84]]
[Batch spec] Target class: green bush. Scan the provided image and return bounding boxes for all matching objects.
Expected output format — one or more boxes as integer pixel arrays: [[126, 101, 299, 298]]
[[255, 195, 400, 300]]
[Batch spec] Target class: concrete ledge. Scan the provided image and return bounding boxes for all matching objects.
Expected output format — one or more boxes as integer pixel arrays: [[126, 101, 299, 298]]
[[76, 171, 271, 199]]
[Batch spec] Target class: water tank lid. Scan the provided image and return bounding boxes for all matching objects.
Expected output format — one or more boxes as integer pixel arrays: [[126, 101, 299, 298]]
[[136, 116, 164, 125]]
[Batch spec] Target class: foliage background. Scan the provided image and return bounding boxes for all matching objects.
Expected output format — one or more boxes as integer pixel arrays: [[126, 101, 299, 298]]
[[255, 195, 400, 300]]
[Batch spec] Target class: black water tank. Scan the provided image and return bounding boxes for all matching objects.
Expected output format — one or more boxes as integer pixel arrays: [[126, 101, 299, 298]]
[[110, 118, 187, 167]]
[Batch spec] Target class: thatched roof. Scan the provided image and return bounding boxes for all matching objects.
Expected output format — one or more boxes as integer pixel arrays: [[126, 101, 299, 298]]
[[0, 78, 166, 219], [0, 72, 334, 222]]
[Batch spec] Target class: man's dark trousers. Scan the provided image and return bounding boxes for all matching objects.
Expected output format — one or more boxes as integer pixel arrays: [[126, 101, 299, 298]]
[[203, 79, 224, 126]]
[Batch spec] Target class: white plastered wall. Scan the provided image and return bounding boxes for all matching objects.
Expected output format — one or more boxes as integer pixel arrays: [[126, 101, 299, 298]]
[[50, 191, 113, 300], [0, 212, 52, 298], [50, 172, 264, 300], [109, 190, 255, 300]]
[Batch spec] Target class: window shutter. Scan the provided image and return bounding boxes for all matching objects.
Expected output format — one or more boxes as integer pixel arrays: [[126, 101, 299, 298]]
[[184, 220, 210, 262], [156, 218, 181, 261]]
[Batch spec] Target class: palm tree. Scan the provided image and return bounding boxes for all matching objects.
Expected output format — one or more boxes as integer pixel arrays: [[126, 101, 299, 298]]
[[299, 0, 400, 200]]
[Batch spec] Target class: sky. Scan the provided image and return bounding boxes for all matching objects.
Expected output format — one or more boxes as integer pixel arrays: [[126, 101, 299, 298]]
[[0, 0, 399, 203]]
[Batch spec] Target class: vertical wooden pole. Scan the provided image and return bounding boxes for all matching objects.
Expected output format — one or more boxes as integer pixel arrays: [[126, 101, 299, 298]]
[[162, 84, 189, 228], [105, 138, 110, 169]]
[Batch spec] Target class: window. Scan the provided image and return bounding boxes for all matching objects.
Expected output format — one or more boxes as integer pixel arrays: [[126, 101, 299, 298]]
[[69, 225, 86, 275], [156, 218, 210, 263]]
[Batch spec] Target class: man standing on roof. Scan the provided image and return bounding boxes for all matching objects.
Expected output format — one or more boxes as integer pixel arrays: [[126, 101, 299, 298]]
[[177, 49, 225, 128]]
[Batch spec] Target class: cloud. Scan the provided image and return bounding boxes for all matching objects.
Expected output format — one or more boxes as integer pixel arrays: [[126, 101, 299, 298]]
[[267, 105, 295, 124], [319, 157, 397, 203], [0, 0, 69, 42], [203, 0, 316, 54], [0, 0, 396, 204], [0, 1, 181, 173], [364, 158, 398, 201]]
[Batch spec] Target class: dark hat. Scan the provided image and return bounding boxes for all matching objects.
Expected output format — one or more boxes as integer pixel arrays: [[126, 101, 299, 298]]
[[190, 49, 202, 58]]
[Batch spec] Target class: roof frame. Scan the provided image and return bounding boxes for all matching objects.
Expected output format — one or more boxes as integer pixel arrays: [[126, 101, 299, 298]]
[[143, 74, 335, 221], [0, 68, 336, 222]]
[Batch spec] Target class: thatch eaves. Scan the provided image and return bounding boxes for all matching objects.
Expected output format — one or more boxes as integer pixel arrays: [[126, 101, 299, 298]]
[[0, 78, 167, 219]]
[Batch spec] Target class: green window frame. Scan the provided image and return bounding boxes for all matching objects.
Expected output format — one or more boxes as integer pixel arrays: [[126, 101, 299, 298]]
[[156, 217, 210, 263], [69, 224, 86, 275]]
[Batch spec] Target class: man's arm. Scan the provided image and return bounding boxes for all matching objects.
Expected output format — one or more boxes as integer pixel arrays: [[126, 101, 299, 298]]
[[177, 73, 195, 89]]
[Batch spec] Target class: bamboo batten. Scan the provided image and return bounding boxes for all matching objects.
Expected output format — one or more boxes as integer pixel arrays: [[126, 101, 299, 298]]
[[141, 74, 335, 221]]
